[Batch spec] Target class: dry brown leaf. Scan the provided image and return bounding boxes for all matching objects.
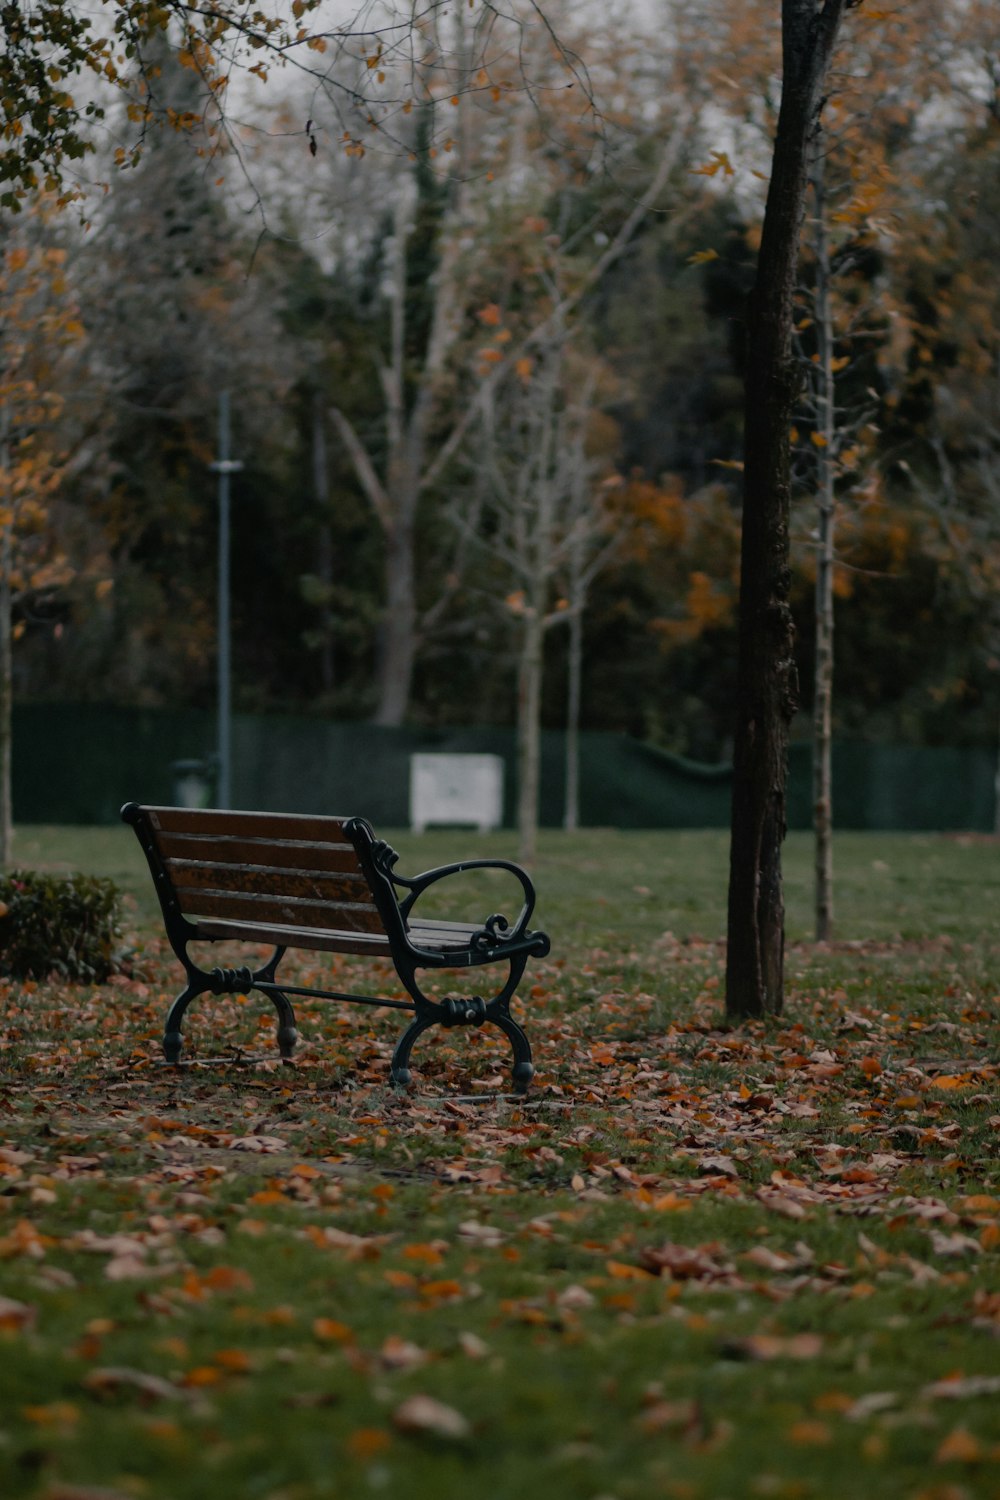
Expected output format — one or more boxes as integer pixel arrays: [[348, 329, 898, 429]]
[[392, 1394, 470, 1440], [0, 1294, 36, 1331], [83, 1367, 182, 1402]]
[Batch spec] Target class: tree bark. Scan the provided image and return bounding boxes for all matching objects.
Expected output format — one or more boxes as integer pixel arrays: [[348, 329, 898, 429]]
[[811, 145, 835, 942], [517, 602, 544, 868], [375, 514, 418, 728], [0, 408, 11, 870], [564, 596, 582, 832], [311, 393, 335, 695], [726, 0, 849, 1019], [0, 527, 11, 871]]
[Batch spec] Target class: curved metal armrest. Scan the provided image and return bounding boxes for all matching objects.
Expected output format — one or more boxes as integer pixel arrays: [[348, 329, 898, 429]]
[[395, 857, 538, 939]]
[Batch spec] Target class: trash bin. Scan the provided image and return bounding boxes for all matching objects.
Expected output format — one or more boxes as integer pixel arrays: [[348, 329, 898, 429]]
[[171, 759, 213, 809]]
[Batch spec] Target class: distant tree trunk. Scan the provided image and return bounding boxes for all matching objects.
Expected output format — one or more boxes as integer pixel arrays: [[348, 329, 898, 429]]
[[726, 0, 850, 1020], [377, 512, 419, 728], [811, 144, 836, 941], [564, 597, 582, 832], [311, 393, 335, 695], [517, 602, 545, 867]]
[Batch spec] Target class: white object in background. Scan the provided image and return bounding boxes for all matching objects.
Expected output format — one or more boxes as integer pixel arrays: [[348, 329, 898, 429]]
[[410, 754, 504, 833]]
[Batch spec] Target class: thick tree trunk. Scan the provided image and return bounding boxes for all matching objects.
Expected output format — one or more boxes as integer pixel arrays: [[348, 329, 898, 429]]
[[0, 408, 11, 869], [0, 528, 12, 870], [726, 0, 849, 1019], [811, 149, 835, 942]]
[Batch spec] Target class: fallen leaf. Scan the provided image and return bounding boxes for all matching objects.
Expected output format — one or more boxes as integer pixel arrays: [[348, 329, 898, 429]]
[[380, 1335, 428, 1370], [346, 1428, 392, 1461], [0, 1294, 36, 1331], [83, 1367, 181, 1402], [935, 1426, 984, 1463], [924, 1375, 1000, 1400], [392, 1393, 470, 1440]]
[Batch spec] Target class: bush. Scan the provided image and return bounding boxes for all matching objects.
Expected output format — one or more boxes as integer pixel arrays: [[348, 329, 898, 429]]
[[0, 870, 123, 983]]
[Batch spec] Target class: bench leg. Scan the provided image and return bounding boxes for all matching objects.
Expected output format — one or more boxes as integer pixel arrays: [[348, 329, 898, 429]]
[[389, 1013, 436, 1089], [489, 1010, 534, 1094], [163, 981, 201, 1063], [269, 989, 299, 1060], [254, 949, 297, 1060], [389, 1002, 534, 1094]]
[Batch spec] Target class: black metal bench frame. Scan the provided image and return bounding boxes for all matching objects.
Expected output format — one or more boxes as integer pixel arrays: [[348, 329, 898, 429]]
[[121, 803, 550, 1092]]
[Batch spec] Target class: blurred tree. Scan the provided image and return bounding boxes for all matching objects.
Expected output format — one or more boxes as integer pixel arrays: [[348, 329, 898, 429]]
[[0, 220, 83, 863]]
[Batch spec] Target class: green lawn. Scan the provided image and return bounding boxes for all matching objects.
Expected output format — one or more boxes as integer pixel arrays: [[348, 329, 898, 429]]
[[0, 825, 997, 1499], [12, 820, 1000, 946]]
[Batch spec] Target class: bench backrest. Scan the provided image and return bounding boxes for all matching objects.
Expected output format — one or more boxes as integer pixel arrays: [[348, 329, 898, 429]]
[[124, 805, 386, 937]]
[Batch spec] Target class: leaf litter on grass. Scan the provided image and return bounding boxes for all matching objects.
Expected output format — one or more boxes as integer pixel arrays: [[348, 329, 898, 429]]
[[0, 911, 998, 1500]]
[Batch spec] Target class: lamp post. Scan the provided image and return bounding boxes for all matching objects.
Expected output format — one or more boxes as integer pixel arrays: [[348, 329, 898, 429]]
[[209, 391, 243, 809]]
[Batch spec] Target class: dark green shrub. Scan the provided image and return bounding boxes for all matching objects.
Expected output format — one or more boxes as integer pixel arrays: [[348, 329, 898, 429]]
[[0, 871, 123, 983]]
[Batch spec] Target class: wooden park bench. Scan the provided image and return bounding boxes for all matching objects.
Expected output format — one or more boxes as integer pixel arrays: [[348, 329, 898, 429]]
[[121, 803, 550, 1092]]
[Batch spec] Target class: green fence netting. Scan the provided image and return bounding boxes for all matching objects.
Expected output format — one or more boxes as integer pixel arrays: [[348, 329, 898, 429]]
[[11, 703, 997, 831]]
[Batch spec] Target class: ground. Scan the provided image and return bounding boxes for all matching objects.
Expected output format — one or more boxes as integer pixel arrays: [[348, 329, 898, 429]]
[[0, 827, 997, 1500]]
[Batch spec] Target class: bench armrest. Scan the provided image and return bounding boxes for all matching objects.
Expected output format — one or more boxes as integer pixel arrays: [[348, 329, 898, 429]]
[[343, 818, 550, 960], [395, 857, 538, 941]]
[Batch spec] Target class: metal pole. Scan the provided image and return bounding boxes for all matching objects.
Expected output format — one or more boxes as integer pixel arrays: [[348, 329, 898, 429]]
[[210, 392, 243, 809]]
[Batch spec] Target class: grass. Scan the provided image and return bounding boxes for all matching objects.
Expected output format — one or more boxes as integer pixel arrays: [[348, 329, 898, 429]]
[[0, 824, 997, 1500]]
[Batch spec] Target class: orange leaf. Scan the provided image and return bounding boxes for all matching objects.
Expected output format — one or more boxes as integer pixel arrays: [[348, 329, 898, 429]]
[[859, 1056, 883, 1077], [418, 1279, 463, 1302], [203, 1265, 254, 1292], [787, 1419, 832, 1445], [313, 1317, 354, 1343], [402, 1242, 444, 1266], [347, 1428, 392, 1460], [213, 1348, 252, 1372], [605, 1259, 652, 1281], [936, 1426, 983, 1463]]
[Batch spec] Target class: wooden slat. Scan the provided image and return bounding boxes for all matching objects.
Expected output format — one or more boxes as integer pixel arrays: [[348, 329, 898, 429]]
[[193, 917, 393, 958], [156, 832, 364, 874], [166, 859, 370, 905], [408, 922, 481, 951], [174, 888, 384, 933], [145, 806, 355, 842]]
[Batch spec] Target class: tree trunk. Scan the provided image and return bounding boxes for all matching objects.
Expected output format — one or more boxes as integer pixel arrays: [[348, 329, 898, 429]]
[[726, 0, 849, 1020], [811, 145, 835, 942], [312, 393, 335, 695], [564, 599, 582, 832], [517, 603, 545, 867], [0, 407, 11, 870], [0, 528, 11, 870], [374, 514, 418, 727]]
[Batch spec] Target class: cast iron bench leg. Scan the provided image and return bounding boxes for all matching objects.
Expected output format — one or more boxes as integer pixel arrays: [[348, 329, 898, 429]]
[[389, 1004, 533, 1093], [163, 979, 202, 1063]]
